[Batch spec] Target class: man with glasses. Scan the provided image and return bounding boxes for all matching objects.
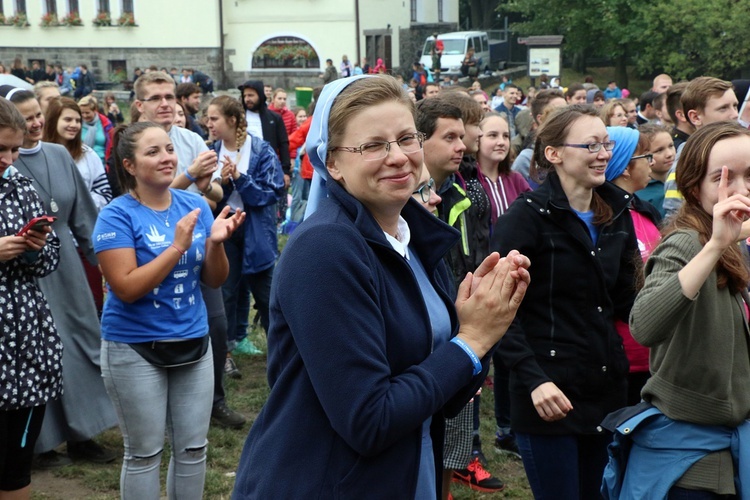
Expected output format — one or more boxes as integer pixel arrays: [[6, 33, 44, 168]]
[[134, 71, 222, 202]]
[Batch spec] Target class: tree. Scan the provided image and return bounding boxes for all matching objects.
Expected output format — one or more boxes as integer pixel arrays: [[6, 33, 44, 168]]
[[635, 0, 750, 80], [500, 0, 639, 87], [501, 0, 750, 83], [460, 0, 504, 30]]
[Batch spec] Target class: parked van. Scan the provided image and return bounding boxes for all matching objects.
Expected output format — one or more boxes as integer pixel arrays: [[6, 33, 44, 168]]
[[419, 31, 491, 77]]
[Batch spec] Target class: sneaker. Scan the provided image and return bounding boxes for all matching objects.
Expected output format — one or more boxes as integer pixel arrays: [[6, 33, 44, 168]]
[[494, 431, 522, 459], [224, 356, 242, 379], [452, 457, 505, 492], [67, 440, 117, 464], [32, 450, 72, 470], [211, 403, 246, 429], [232, 337, 262, 356]]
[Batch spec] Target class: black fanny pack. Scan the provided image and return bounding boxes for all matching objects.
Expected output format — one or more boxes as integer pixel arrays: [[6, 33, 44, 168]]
[[129, 335, 209, 368]]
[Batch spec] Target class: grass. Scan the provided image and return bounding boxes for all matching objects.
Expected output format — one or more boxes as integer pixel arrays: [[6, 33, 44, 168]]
[[34, 336, 532, 498]]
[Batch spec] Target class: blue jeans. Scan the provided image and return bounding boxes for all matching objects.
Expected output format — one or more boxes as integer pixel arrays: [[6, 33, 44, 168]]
[[101, 339, 213, 500], [515, 432, 611, 499]]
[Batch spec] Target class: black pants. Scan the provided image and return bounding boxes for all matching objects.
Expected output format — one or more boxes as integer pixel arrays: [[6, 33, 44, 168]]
[[201, 284, 229, 408], [0, 405, 46, 491]]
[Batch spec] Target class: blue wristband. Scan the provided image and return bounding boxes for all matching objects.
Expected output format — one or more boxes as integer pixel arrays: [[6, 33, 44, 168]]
[[450, 337, 482, 376], [184, 170, 198, 182]]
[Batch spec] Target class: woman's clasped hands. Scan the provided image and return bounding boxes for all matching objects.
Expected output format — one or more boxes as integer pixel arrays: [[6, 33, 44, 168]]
[[454, 250, 530, 359]]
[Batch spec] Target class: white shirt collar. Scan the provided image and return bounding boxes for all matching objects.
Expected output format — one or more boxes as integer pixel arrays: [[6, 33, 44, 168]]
[[19, 142, 42, 155], [382, 216, 411, 260]]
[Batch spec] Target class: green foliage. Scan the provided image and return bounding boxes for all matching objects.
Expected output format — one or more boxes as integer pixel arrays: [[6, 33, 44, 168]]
[[501, 0, 750, 80], [635, 0, 750, 79]]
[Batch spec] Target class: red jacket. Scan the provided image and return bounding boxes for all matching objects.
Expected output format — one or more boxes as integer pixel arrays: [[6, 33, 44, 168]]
[[98, 112, 115, 162], [288, 117, 312, 180], [269, 105, 298, 139]]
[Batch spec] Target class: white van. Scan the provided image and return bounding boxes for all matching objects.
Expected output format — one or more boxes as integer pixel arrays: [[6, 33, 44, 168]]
[[420, 31, 491, 77]]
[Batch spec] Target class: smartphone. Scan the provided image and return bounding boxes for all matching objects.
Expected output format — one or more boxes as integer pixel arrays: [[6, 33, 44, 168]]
[[16, 215, 57, 236]]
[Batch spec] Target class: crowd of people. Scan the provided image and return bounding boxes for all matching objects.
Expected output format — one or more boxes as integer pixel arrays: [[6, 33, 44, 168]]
[[1, 54, 750, 500]]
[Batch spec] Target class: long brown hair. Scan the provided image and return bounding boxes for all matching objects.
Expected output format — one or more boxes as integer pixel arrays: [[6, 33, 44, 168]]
[[479, 112, 514, 174], [44, 97, 83, 160], [531, 104, 613, 225], [208, 95, 247, 150], [667, 121, 750, 292]]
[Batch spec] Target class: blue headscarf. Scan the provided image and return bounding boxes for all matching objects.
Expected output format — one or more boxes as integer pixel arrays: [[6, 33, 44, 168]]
[[304, 74, 375, 219], [605, 126, 640, 182]]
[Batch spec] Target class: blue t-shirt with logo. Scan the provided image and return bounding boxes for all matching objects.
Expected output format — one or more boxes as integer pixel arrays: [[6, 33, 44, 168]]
[[93, 189, 214, 343]]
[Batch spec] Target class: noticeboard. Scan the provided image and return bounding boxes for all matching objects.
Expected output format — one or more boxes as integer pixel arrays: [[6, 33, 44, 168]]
[[528, 47, 561, 78]]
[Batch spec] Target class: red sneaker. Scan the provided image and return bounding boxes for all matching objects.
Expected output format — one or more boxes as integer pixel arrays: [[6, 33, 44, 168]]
[[451, 457, 505, 492]]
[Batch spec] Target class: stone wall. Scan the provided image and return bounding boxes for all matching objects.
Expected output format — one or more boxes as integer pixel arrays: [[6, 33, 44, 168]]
[[0, 47, 222, 86]]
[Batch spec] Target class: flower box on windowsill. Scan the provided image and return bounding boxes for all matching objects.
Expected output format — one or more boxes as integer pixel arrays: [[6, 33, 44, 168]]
[[93, 11, 112, 27], [8, 13, 30, 27], [41, 13, 61, 27], [117, 12, 137, 27], [62, 12, 84, 26]]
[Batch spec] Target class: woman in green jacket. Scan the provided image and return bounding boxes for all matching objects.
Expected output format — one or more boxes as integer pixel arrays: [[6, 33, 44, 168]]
[[629, 121, 750, 498]]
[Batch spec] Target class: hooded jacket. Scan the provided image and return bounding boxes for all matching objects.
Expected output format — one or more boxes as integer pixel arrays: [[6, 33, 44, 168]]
[[237, 80, 291, 176]]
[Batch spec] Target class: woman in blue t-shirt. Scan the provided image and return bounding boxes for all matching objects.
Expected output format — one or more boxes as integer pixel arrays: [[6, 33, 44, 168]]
[[92, 121, 244, 500]]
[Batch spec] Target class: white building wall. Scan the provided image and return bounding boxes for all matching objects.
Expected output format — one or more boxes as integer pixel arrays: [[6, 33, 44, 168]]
[[0, 0, 219, 48], [223, 0, 358, 72]]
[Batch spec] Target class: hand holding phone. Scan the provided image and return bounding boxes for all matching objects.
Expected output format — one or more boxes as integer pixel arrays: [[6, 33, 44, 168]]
[[17, 215, 57, 236]]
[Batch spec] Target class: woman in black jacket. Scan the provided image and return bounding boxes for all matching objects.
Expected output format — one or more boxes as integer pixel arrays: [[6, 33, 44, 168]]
[[491, 105, 638, 499]]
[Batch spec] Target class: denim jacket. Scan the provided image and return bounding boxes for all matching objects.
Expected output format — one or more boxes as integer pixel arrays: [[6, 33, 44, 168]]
[[601, 404, 750, 499]]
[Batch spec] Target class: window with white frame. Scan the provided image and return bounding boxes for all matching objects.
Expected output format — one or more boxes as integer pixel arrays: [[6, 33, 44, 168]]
[[68, 0, 78, 14], [16, 0, 27, 13], [97, 0, 109, 13], [121, 0, 132, 13]]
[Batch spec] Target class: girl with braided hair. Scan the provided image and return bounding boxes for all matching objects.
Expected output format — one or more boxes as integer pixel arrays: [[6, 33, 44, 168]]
[[206, 96, 285, 359]]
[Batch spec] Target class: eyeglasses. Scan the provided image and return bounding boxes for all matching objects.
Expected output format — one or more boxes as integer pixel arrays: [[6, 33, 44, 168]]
[[413, 178, 436, 203], [563, 141, 616, 153], [142, 94, 177, 104], [331, 132, 426, 161], [630, 153, 654, 163]]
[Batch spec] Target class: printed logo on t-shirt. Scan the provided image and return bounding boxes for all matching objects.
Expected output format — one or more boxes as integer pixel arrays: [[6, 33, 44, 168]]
[[97, 232, 116, 242], [146, 225, 166, 244]]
